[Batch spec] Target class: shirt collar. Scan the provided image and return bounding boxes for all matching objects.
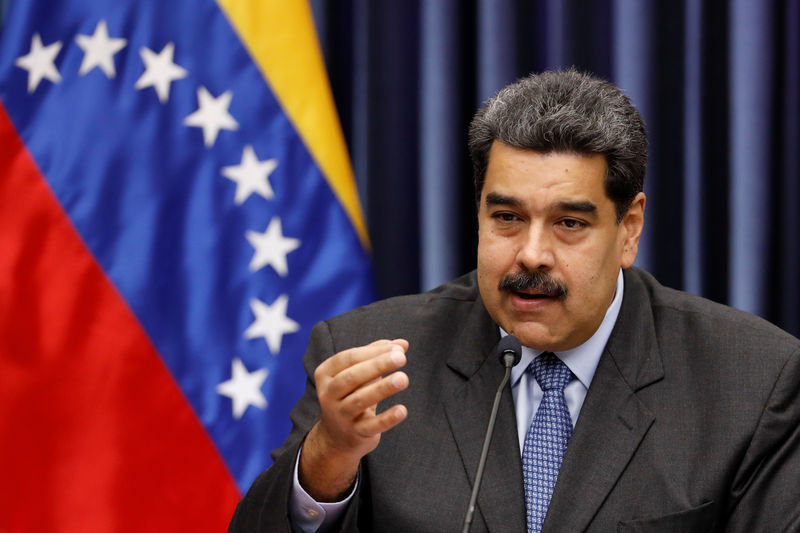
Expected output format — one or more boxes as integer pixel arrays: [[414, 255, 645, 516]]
[[507, 269, 625, 390]]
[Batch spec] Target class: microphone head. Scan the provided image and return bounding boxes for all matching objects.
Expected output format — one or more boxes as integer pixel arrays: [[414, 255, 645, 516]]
[[496, 335, 522, 368]]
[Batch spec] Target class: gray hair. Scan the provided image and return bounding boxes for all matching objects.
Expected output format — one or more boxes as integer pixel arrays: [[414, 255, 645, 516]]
[[468, 69, 647, 222]]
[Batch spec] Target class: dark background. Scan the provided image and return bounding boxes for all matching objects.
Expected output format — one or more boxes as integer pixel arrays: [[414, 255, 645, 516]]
[[309, 0, 800, 338]]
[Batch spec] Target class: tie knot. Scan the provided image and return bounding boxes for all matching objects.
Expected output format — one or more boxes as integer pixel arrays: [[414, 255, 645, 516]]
[[529, 352, 572, 391]]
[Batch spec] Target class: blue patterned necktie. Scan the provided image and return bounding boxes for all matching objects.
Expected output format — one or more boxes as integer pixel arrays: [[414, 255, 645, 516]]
[[522, 352, 574, 533]]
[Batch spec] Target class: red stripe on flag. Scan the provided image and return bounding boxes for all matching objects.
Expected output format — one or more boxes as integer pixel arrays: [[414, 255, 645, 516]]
[[0, 102, 240, 532]]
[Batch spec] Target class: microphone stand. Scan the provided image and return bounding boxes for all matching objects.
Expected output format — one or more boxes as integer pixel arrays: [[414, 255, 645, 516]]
[[460, 349, 518, 533]]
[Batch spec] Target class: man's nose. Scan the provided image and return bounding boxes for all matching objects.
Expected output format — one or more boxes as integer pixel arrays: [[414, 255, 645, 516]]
[[516, 225, 555, 271]]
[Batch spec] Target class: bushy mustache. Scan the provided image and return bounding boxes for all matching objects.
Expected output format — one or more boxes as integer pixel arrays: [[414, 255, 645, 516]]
[[498, 270, 568, 299]]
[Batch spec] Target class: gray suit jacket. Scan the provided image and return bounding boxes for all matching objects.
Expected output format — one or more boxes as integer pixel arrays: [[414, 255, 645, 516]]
[[228, 268, 800, 532]]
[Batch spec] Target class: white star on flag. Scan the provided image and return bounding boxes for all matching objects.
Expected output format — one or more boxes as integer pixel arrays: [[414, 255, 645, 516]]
[[246, 217, 301, 276], [184, 86, 239, 147], [221, 145, 278, 205], [14, 33, 62, 93], [216, 358, 268, 419], [244, 295, 300, 354], [134, 42, 188, 103], [75, 20, 127, 78]]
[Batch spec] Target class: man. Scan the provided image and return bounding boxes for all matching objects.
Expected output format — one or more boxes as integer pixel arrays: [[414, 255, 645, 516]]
[[228, 70, 800, 532]]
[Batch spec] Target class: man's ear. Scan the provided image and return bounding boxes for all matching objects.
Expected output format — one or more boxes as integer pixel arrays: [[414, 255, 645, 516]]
[[620, 192, 646, 268]]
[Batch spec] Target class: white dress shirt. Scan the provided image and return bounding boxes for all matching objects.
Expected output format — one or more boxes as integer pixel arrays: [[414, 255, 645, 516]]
[[290, 269, 625, 532]]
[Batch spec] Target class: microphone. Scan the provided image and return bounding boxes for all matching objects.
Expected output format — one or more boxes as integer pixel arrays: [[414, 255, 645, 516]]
[[460, 335, 522, 533]]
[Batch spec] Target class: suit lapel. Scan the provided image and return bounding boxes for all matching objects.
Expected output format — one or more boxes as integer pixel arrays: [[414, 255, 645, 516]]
[[543, 268, 664, 532], [443, 298, 528, 532]]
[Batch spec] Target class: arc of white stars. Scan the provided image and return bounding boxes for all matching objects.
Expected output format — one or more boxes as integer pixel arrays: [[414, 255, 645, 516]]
[[246, 217, 301, 276], [135, 42, 188, 103], [75, 20, 127, 78], [184, 86, 238, 147], [216, 358, 268, 419], [244, 295, 300, 354], [14, 33, 62, 93], [221, 145, 278, 205]]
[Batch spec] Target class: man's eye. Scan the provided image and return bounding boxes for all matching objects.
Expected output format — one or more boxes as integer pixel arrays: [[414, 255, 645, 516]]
[[494, 212, 517, 222], [560, 219, 585, 229]]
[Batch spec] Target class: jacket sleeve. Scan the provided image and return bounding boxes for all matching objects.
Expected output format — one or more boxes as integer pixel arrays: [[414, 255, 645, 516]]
[[725, 345, 800, 531]]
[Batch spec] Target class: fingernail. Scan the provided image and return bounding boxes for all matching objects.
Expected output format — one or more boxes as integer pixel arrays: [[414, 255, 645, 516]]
[[392, 374, 405, 388], [390, 346, 405, 365]]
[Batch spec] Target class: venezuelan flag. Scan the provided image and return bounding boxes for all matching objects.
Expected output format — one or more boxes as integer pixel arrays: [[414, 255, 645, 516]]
[[0, 0, 373, 530]]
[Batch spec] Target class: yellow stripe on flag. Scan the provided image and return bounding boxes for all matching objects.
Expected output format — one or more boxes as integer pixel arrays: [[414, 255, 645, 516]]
[[216, 0, 370, 249]]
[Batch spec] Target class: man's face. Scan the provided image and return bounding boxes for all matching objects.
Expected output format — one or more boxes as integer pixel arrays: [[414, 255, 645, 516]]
[[477, 141, 645, 351]]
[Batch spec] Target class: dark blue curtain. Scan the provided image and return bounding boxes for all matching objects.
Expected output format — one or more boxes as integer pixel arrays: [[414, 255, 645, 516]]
[[310, 0, 800, 338]]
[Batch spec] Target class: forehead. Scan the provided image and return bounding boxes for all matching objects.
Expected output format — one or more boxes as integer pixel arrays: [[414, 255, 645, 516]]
[[482, 141, 609, 206]]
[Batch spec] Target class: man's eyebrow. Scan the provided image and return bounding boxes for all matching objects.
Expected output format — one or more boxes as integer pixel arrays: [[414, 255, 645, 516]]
[[485, 193, 599, 217], [556, 200, 597, 214], [484, 192, 522, 208]]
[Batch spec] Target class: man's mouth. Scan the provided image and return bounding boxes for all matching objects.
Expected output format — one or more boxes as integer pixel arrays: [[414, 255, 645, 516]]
[[513, 290, 551, 300]]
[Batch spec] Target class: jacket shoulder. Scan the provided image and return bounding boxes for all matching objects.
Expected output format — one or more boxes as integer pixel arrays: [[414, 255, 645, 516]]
[[626, 267, 800, 354]]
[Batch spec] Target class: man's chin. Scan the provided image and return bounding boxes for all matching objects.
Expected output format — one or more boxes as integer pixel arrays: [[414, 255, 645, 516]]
[[502, 322, 560, 352]]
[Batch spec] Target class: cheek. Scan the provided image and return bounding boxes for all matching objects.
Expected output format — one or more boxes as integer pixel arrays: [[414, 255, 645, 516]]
[[566, 257, 618, 306], [559, 249, 609, 295], [479, 235, 513, 268], [476, 243, 494, 282]]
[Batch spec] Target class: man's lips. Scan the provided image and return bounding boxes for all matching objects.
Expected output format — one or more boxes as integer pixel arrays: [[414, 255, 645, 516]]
[[512, 289, 551, 300], [508, 290, 559, 312]]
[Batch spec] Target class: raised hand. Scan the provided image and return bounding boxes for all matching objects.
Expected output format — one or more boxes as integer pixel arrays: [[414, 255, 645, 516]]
[[299, 339, 410, 501]]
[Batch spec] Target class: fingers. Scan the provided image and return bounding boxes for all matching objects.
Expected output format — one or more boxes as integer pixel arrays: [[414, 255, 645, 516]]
[[352, 404, 408, 439], [315, 339, 409, 435], [316, 340, 408, 401], [340, 368, 409, 420], [308, 339, 410, 472], [319, 338, 406, 377], [390, 338, 409, 351]]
